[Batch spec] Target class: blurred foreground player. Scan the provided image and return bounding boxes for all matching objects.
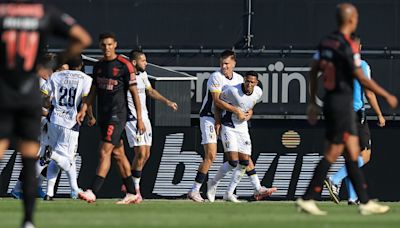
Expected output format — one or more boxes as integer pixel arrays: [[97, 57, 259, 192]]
[[0, 1, 91, 227], [296, 3, 397, 215]]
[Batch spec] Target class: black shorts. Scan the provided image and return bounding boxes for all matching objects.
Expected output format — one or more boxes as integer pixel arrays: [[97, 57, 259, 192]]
[[99, 120, 126, 146], [323, 94, 358, 144], [0, 78, 41, 141], [356, 111, 371, 150]]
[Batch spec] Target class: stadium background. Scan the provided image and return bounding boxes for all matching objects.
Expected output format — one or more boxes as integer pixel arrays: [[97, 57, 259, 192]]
[[1, 0, 400, 201]]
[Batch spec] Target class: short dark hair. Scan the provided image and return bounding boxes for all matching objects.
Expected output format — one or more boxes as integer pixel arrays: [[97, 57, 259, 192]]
[[98, 32, 117, 42], [66, 55, 83, 69], [220, 50, 236, 61], [129, 49, 145, 61], [245, 71, 258, 79], [38, 53, 57, 70]]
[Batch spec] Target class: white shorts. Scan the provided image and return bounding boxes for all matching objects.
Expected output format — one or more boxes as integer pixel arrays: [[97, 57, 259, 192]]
[[220, 126, 252, 155], [200, 116, 217, 145], [47, 122, 79, 163], [125, 118, 152, 147], [37, 119, 49, 157]]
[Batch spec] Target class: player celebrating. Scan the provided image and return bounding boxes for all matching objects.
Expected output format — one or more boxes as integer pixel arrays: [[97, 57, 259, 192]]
[[324, 34, 386, 205], [40, 55, 92, 200], [188, 50, 246, 202], [0, 1, 91, 227], [296, 3, 397, 215], [124, 50, 178, 202], [211, 71, 265, 202], [79, 32, 145, 204]]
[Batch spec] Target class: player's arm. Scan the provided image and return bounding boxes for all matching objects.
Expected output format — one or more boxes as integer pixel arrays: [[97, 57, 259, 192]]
[[76, 96, 88, 126], [307, 60, 320, 125], [85, 85, 97, 126], [214, 106, 222, 136], [364, 89, 385, 127], [353, 69, 398, 109], [211, 92, 245, 121], [146, 87, 178, 111], [129, 85, 146, 133]]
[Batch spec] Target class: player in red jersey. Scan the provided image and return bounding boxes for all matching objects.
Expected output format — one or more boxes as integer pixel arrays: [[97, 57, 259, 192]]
[[79, 32, 145, 204]]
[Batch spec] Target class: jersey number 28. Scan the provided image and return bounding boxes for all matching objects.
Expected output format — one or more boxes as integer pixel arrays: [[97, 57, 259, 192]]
[[59, 86, 77, 107]]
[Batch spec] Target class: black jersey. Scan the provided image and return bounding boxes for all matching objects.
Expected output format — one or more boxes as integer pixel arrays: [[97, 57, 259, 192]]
[[92, 55, 137, 123], [317, 31, 361, 97], [0, 1, 76, 88]]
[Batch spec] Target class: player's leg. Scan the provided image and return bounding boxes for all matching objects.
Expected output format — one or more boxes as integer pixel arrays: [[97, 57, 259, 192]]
[[189, 117, 217, 202], [19, 140, 39, 225], [44, 160, 59, 200], [296, 141, 343, 215], [224, 152, 248, 203], [0, 139, 9, 159], [207, 127, 238, 202], [247, 159, 277, 200]]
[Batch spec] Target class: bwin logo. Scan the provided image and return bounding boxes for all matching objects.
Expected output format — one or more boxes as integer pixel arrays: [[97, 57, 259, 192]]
[[153, 133, 345, 198], [194, 61, 310, 104]]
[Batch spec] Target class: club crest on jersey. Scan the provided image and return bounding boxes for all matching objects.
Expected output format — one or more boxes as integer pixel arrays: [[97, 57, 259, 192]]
[[112, 67, 119, 77]]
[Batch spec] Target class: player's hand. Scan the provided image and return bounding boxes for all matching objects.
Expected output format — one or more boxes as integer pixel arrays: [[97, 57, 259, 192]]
[[215, 122, 221, 136], [76, 111, 86, 126], [377, 114, 385, 127], [236, 109, 246, 121], [137, 119, 146, 134], [385, 94, 398, 109], [87, 116, 96, 127], [244, 111, 252, 121], [167, 101, 178, 111], [307, 104, 319, 125]]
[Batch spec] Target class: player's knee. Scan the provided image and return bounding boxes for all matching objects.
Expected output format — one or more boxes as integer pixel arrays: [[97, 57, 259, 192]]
[[204, 153, 216, 163], [239, 159, 249, 167], [228, 160, 238, 168]]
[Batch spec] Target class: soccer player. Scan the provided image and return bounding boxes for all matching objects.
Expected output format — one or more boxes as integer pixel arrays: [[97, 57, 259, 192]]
[[0, 1, 91, 227], [209, 71, 265, 203], [79, 32, 145, 204], [124, 50, 178, 202], [40, 55, 92, 201], [296, 3, 397, 215], [187, 50, 246, 202], [10, 53, 57, 200], [324, 34, 386, 205]]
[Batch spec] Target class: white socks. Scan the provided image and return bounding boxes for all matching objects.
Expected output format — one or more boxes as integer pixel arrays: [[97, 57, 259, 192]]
[[227, 165, 246, 194], [46, 161, 60, 197]]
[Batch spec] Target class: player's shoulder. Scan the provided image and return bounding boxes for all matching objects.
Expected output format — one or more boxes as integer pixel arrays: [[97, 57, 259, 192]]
[[254, 86, 263, 95], [117, 55, 135, 73], [209, 70, 223, 79]]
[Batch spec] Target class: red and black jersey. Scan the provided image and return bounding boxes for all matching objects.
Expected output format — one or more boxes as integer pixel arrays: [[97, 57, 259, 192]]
[[0, 1, 76, 88], [92, 55, 137, 123], [317, 31, 361, 96]]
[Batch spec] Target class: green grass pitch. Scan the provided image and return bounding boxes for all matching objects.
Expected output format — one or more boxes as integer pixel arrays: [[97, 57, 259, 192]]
[[0, 199, 399, 228]]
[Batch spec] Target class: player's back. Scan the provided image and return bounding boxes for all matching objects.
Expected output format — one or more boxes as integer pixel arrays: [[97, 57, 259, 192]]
[[0, 1, 76, 87], [45, 70, 92, 129], [318, 31, 359, 97]]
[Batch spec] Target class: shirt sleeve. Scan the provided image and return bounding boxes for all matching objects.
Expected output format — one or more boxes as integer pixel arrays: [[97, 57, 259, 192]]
[[143, 72, 152, 89], [256, 87, 263, 103], [361, 61, 371, 80], [207, 73, 223, 93], [91, 64, 98, 87], [40, 77, 52, 96], [47, 5, 76, 38], [124, 62, 137, 86], [82, 75, 93, 97], [220, 86, 233, 103], [344, 40, 362, 72]]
